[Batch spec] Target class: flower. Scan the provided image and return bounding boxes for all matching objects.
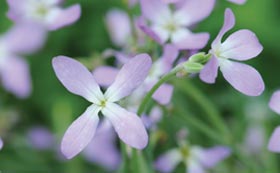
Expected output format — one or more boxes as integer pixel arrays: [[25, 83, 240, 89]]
[[268, 91, 280, 152], [0, 23, 46, 98], [52, 54, 152, 159], [155, 144, 231, 173], [6, 0, 81, 31], [199, 8, 264, 96], [138, 0, 215, 49], [27, 126, 54, 150]]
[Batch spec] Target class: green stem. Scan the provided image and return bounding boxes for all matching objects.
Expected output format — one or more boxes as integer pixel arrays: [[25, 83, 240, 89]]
[[175, 79, 231, 142], [137, 66, 183, 115]]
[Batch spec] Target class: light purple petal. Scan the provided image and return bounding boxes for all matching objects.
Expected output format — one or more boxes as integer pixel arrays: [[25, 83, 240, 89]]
[[174, 0, 215, 26], [48, 4, 81, 30], [61, 105, 100, 159], [137, 17, 164, 44], [93, 66, 119, 87], [161, 44, 179, 68], [220, 60, 265, 96], [106, 9, 131, 47], [105, 54, 152, 102], [268, 126, 280, 152], [198, 146, 231, 168], [227, 0, 246, 5], [102, 102, 148, 149], [4, 23, 46, 54], [155, 149, 182, 173], [6, 0, 25, 21], [220, 29, 263, 61], [139, 0, 171, 24], [152, 84, 174, 105], [83, 120, 121, 170], [0, 137, 3, 150], [27, 126, 54, 150], [173, 30, 210, 50], [52, 56, 104, 104], [0, 56, 31, 98], [212, 8, 235, 49], [269, 91, 280, 114], [199, 56, 219, 84], [188, 160, 206, 173], [244, 125, 265, 153]]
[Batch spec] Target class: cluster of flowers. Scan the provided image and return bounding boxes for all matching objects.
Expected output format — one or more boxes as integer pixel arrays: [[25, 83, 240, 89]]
[[1, 0, 280, 172]]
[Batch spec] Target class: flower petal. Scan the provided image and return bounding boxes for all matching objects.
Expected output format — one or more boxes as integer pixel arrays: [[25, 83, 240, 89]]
[[106, 9, 131, 47], [174, 0, 215, 26], [269, 91, 280, 114], [83, 120, 121, 170], [0, 56, 31, 98], [198, 146, 231, 168], [105, 54, 152, 102], [268, 126, 280, 152], [4, 23, 46, 54], [187, 159, 206, 173], [0, 137, 3, 150], [227, 0, 246, 5], [102, 102, 148, 149], [152, 84, 174, 105], [172, 29, 209, 50], [139, 0, 171, 24], [212, 8, 235, 49], [137, 17, 164, 44], [52, 56, 104, 104], [61, 105, 100, 159], [93, 66, 119, 87], [47, 4, 81, 30], [220, 29, 263, 61], [199, 56, 219, 84], [161, 44, 179, 67], [220, 60, 264, 96], [155, 149, 182, 173]]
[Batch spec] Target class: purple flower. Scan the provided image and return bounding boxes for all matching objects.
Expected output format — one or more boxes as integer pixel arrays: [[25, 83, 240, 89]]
[[7, 0, 81, 31], [268, 91, 280, 152], [138, 0, 215, 49], [155, 145, 231, 173], [83, 120, 121, 170], [52, 54, 151, 159], [0, 23, 46, 98], [27, 126, 54, 150], [0, 137, 3, 150], [199, 8, 264, 96], [227, 0, 246, 5]]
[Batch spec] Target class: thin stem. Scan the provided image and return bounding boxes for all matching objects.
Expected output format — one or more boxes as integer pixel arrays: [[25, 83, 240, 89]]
[[174, 79, 231, 142], [137, 66, 183, 115]]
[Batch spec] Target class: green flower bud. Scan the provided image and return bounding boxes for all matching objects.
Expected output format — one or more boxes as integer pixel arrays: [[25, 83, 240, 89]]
[[183, 62, 204, 73], [189, 52, 211, 64]]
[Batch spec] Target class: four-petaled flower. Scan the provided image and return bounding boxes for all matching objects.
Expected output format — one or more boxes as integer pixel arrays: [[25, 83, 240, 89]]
[[7, 0, 81, 30], [200, 8, 264, 96], [138, 0, 215, 50], [52, 54, 151, 159]]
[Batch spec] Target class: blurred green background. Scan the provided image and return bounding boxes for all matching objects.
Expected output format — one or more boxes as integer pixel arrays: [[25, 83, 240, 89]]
[[0, 0, 280, 172]]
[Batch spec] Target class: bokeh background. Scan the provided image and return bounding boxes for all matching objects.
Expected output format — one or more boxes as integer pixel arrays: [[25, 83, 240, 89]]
[[0, 0, 280, 172]]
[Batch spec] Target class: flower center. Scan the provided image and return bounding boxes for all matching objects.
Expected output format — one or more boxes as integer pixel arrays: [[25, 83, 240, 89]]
[[164, 21, 178, 33], [100, 100, 107, 108], [180, 145, 190, 159]]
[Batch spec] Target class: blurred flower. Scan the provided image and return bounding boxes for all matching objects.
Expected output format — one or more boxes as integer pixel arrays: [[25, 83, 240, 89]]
[[268, 91, 280, 152], [0, 137, 3, 150], [52, 54, 151, 159], [27, 126, 54, 150], [6, 0, 81, 31], [155, 144, 231, 173], [0, 23, 46, 98], [138, 0, 215, 49], [199, 8, 264, 96], [83, 120, 121, 170], [141, 106, 163, 130], [227, 0, 246, 5]]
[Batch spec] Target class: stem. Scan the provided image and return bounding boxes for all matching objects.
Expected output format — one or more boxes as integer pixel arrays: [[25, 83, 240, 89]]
[[137, 66, 183, 115], [175, 79, 231, 142]]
